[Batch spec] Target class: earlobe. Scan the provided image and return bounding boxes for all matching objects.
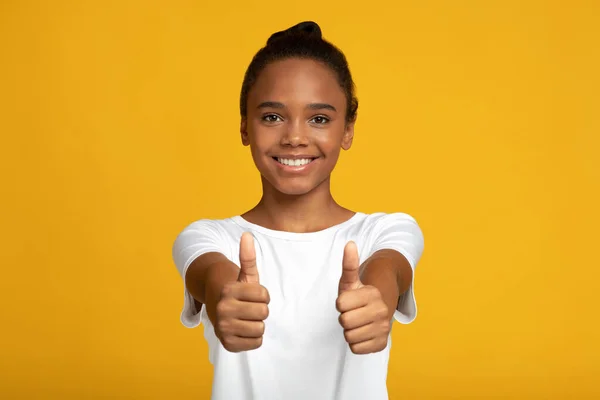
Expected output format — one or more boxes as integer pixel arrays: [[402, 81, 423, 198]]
[[240, 118, 250, 146], [341, 120, 355, 151]]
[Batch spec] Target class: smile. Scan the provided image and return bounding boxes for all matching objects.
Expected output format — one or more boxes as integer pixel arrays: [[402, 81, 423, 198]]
[[273, 157, 316, 166]]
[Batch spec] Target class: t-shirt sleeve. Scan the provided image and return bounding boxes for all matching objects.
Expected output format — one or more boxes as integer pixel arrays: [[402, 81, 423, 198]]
[[367, 213, 424, 324], [172, 220, 231, 328]]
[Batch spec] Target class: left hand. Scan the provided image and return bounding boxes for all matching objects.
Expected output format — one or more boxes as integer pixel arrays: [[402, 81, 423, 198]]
[[336, 241, 391, 354]]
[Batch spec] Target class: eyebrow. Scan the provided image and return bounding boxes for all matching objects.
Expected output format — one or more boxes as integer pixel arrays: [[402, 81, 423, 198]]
[[257, 101, 337, 112], [308, 103, 337, 112]]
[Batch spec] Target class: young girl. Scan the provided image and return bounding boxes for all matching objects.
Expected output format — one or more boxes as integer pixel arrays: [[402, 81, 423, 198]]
[[172, 21, 424, 400]]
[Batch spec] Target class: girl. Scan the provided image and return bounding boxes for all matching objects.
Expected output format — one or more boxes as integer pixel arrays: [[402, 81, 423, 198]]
[[172, 21, 424, 400]]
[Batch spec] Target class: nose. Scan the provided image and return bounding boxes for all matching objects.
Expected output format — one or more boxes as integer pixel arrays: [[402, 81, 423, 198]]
[[280, 120, 309, 147]]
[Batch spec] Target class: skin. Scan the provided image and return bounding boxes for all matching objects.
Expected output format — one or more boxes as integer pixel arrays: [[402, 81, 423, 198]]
[[185, 58, 413, 354], [241, 58, 356, 232]]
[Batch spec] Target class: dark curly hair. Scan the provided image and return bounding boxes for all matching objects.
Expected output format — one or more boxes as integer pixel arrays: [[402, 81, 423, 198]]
[[239, 21, 358, 123]]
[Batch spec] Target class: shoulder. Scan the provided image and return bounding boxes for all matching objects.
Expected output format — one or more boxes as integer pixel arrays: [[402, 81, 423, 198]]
[[354, 212, 422, 234], [173, 217, 245, 247], [188, 217, 233, 229], [352, 212, 424, 267], [172, 217, 245, 267]]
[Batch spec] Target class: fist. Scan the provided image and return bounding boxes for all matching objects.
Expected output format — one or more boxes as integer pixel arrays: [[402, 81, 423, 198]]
[[214, 232, 270, 352], [336, 241, 391, 354]]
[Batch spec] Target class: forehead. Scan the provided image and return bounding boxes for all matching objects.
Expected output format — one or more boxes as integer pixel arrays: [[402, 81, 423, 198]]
[[248, 58, 345, 105]]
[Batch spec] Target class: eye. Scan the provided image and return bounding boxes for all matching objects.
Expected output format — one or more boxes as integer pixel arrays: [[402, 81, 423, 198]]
[[310, 115, 330, 124], [262, 114, 283, 123]]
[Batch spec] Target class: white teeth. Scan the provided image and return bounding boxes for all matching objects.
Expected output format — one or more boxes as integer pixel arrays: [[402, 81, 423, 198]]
[[277, 158, 313, 166]]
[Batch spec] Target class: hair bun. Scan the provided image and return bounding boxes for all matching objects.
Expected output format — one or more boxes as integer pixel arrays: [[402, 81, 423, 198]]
[[267, 21, 322, 45]]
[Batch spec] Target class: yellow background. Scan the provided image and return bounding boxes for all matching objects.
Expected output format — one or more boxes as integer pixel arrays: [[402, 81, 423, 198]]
[[1, 1, 599, 399]]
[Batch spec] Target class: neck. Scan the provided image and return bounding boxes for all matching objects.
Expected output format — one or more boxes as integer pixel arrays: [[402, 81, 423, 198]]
[[243, 176, 354, 233]]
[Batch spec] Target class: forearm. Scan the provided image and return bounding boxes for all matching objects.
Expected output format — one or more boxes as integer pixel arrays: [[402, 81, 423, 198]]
[[185, 254, 240, 323], [360, 251, 413, 320]]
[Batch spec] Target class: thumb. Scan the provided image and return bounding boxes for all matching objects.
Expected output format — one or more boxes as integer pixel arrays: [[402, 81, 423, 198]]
[[339, 241, 362, 293], [238, 232, 259, 283]]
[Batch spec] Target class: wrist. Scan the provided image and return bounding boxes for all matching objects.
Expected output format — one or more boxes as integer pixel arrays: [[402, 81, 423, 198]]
[[361, 258, 400, 320], [203, 261, 239, 326], [205, 261, 239, 301]]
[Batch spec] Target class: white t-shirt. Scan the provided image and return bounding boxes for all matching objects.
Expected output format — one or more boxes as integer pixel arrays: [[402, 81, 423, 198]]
[[172, 212, 424, 400]]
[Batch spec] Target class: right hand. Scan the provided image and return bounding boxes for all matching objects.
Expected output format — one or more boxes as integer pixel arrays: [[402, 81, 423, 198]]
[[214, 232, 270, 352]]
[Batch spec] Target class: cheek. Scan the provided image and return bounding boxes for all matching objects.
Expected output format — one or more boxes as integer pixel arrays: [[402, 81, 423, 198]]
[[323, 147, 342, 167], [248, 124, 268, 148], [248, 129, 276, 165], [314, 129, 344, 156], [249, 141, 268, 166], [314, 137, 343, 175]]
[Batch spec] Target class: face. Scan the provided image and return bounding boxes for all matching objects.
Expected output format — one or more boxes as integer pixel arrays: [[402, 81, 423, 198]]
[[241, 58, 355, 196]]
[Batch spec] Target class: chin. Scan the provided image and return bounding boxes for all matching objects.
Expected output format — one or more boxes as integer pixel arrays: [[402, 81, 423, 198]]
[[273, 181, 316, 196], [261, 174, 322, 196], [258, 163, 330, 197]]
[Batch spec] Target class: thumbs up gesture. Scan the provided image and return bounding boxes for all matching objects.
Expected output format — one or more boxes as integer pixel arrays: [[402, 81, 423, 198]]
[[214, 232, 270, 352], [336, 241, 391, 354]]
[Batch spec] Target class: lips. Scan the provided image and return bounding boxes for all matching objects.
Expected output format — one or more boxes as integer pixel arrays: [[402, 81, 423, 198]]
[[274, 157, 316, 166]]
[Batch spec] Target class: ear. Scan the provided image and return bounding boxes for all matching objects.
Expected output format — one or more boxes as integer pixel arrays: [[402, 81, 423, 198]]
[[341, 118, 356, 151], [240, 118, 250, 146]]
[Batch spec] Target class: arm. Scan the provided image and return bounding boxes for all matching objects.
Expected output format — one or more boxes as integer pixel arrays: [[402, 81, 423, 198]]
[[172, 219, 237, 328], [337, 242, 415, 354], [336, 214, 423, 354], [185, 252, 240, 326], [185, 232, 269, 352], [360, 249, 413, 321]]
